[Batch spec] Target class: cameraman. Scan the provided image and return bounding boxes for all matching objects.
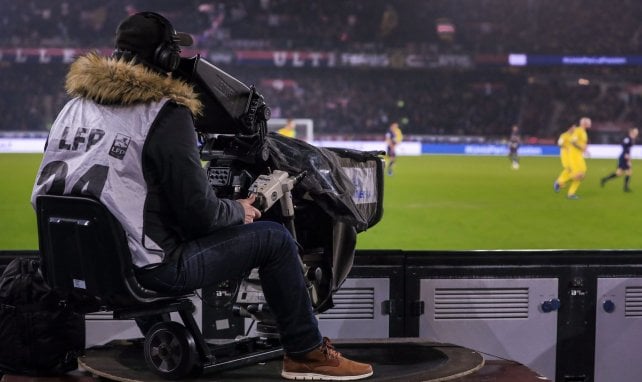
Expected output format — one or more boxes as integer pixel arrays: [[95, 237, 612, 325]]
[[31, 11, 372, 381]]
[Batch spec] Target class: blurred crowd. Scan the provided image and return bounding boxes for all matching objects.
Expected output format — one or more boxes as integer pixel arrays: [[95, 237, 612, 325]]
[[4, 0, 640, 53], [2, 0, 642, 141]]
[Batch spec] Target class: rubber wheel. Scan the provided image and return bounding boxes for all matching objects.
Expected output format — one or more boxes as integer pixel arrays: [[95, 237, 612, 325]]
[[143, 321, 198, 380]]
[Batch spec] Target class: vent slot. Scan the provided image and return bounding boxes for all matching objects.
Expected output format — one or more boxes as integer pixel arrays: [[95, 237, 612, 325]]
[[319, 287, 375, 320], [625, 286, 642, 317], [434, 287, 529, 320]]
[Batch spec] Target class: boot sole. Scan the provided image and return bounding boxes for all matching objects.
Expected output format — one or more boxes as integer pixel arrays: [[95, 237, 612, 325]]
[[281, 370, 374, 380]]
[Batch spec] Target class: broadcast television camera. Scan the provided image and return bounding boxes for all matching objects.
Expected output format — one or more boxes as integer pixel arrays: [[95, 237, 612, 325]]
[[176, 56, 384, 336]]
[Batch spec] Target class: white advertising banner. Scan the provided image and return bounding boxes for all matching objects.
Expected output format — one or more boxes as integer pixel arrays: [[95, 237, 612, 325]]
[[0, 138, 46, 153]]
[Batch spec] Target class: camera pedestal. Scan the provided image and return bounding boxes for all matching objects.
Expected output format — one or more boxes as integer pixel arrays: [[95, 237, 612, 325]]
[[78, 338, 485, 381]]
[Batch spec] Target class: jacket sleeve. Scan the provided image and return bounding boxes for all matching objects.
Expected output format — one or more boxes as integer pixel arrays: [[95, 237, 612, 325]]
[[143, 102, 244, 237]]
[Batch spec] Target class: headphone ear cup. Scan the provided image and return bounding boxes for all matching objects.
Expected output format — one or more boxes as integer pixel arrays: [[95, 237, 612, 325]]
[[154, 42, 180, 72]]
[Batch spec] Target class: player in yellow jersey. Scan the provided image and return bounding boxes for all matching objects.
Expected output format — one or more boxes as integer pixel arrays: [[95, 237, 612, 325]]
[[277, 118, 296, 138], [553, 125, 575, 192], [566, 117, 591, 199]]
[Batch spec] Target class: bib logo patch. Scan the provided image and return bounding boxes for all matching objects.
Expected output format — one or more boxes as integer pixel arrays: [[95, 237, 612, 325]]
[[109, 134, 131, 159]]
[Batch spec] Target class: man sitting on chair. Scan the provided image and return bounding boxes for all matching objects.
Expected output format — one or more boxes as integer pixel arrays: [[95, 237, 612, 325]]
[[30, 11, 372, 381]]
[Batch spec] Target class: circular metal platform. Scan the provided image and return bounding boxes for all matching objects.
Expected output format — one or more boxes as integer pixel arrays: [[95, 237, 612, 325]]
[[79, 338, 484, 382]]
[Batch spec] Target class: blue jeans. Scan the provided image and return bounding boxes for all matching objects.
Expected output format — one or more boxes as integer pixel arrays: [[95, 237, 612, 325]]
[[135, 221, 322, 355]]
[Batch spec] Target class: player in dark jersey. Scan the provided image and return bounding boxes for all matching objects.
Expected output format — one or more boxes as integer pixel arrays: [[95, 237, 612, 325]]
[[601, 127, 639, 192], [508, 124, 521, 169]]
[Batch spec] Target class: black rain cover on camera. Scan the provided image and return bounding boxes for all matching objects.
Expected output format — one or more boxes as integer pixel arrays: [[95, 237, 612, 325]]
[[175, 56, 254, 134], [265, 132, 384, 233]]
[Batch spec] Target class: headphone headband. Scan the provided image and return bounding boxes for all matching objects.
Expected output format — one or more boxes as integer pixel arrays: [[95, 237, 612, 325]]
[[138, 12, 178, 46]]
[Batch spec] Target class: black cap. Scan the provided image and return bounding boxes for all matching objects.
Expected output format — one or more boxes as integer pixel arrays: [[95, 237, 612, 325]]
[[115, 12, 192, 63]]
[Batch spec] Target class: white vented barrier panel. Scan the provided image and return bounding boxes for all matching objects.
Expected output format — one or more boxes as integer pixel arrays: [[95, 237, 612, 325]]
[[420, 278, 558, 381], [243, 277, 390, 339], [595, 278, 642, 382], [317, 278, 390, 338]]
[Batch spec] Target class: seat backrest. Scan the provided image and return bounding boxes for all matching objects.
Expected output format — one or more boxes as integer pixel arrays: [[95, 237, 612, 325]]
[[35, 195, 164, 307]]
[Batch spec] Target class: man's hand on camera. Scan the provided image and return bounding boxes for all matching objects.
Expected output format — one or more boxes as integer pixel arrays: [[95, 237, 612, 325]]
[[237, 194, 262, 224]]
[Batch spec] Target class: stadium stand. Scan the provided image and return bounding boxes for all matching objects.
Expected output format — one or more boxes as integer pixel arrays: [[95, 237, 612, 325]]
[[1, 0, 642, 141]]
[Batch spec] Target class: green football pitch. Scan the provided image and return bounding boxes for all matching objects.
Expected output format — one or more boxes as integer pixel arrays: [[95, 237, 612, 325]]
[[1, 153, 641, 250]]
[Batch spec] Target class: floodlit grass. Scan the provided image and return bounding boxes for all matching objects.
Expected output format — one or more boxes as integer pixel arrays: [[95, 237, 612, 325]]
[[357, 155, 642, 250], [0, 153, 43, 250], [1, 153, 641, 250]]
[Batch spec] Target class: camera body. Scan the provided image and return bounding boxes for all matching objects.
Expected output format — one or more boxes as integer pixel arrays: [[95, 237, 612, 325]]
[[176, 56, 384, 334]]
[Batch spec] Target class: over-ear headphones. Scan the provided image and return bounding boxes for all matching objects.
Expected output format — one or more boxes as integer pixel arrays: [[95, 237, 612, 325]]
[[141, 12, 181, 72]]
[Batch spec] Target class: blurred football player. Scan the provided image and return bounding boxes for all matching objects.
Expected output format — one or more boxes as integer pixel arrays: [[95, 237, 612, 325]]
[[601, 127, 639, 192], [385, 121, 403, 175], [565, 117, 591, 199], [277, 118, 296, 138], [508, 124, 521, 169], [554, 125, 575, 192]]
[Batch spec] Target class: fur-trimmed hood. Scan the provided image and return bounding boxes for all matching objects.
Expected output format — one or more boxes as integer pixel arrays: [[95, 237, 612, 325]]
[[65, 52, 202, 116]]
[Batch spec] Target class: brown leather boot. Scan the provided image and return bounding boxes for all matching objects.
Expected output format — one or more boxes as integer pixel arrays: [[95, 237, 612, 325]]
[[281, 337, 373, 380]]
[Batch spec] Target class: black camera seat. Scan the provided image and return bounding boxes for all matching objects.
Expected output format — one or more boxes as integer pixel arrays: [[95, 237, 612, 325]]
[[35, 195, 282, 380]]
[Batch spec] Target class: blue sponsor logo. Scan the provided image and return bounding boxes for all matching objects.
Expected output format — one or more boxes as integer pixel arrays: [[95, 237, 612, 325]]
[[421, 143, 558, 156]]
